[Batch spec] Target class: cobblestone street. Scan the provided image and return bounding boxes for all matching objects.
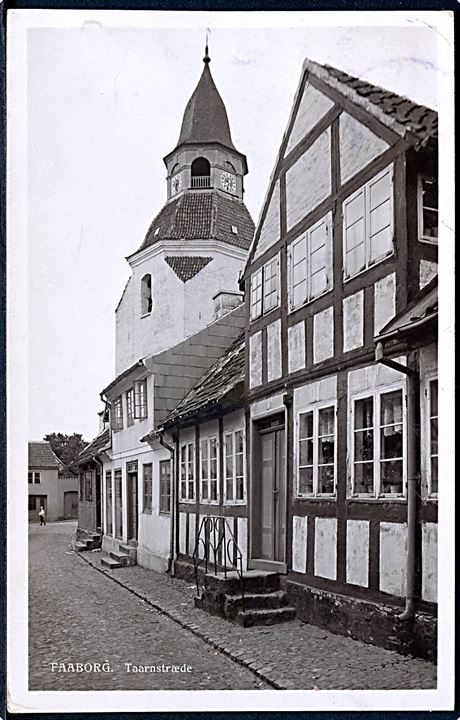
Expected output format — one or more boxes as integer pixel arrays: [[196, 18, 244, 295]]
[[29, 521, 436, 691]]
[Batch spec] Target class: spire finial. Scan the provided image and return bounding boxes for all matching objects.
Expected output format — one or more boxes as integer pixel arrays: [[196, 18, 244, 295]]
[[203, 28, 210, 64]]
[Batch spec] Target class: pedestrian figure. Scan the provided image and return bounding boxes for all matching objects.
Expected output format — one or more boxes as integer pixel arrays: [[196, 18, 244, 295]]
[[39, 506, 46, 526]]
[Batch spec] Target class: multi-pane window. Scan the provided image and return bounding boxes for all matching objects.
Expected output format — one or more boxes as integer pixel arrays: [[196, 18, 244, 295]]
[[224, 430, 245, 503], [112, 397, 123, 431], [114, 468, 123, 537], [85, 470, 93, 501], [159, 460, 172, 514], [200, 437, 218, 502], [105, 471, 113, 534], [418, 176, 438, 244], [134, 380, 148, 419], [289, 216, 332, 310], [79, 474, 85, 500], [28, 472, 41, 484], [352, 387, 405, 497], [143, 463, 152, 513], [126, 388, 135, 426], [250, 255, 280, 319], [428, 379, 438, 495], [297, 405, 336, 497], [343, 165, 393, 279], [180, 443, 195, 502]]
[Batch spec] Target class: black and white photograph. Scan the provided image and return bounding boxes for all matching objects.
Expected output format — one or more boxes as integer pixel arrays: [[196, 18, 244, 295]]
[[6, 9, 455, 713]]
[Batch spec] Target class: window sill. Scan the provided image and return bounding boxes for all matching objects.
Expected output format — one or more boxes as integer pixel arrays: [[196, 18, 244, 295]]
[[343, 250, 394, 284], [296, 495, 336, 501], [223, 501, 247, 507], [141, 312, 152, 319], [159, 510, 171, 516], [179, 499, 195, 505], [142, 510, 152, 515], [348, 496, 406, 502], [418, 237, 438, 246], [289, 286, 333, 314], [199, 500, 220, 506], [251, 303, 281, 323]]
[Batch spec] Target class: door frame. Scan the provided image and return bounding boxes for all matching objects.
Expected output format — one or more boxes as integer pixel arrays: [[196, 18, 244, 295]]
[[249, 411, 288, 574], [126, 461, 139, 541]]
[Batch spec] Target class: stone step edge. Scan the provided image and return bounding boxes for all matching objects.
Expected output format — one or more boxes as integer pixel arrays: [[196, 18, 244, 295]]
[[76, 551, 284, 690]]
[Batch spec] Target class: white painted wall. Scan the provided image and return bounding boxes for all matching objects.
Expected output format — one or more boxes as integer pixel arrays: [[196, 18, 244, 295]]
[[313, 306, 334, 364], [288, 321, 306, 374], [379, 522, 407, 596], [374, 272, 396, 335], [267, 319, 282, 382], [254, 181, 280, 260], [346, 519, 369, 587], [249, 331, 263, 388], [292, 515, 308, 573], [314, 517, 337, 580], [285, 84, 334, 156], [339, 112, 389, 184], [419, 259, 438, 289], [343, 290, 364, 352], [422, 522, 437, 603], [286, 128, 331, 231]]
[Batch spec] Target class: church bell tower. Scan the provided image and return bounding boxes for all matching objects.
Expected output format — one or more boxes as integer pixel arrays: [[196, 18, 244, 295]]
[[115, 45, 255, 375]]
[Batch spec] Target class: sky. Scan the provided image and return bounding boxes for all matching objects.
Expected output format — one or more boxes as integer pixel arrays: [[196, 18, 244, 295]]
[[20, 11, 448, 441]]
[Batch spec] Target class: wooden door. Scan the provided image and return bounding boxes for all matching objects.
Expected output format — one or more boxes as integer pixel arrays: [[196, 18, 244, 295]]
[[127, 464, 138, 541], [254, 416, 286, 565]]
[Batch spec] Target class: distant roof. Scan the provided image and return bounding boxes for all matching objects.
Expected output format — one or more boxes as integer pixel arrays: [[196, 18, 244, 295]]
[[173, 57, 238, 153], [161, 334, 245, 429], [376, 278, 438, 343], [136, 192, 254, 254], [28, 442, 60, 469], [307, 60, 438, 144], [78, 428, 111, 466]]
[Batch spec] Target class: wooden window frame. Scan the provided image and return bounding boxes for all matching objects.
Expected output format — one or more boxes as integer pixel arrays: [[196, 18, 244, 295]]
[[343, 165, 394, 281], [134, 379, 148, 420], [349, 383, 407, 499], [126, 388, 135, 427], [112, 397, 124, 431], [288, 214, 333, 312], [297, 402, 337, 498], [200, 436, 219, 504], [250, 254, 280, 320], [223, 429, 246, 505], [28, 471, 41, 484], [179, 442, 195, 503], [159, 459, 172, 515], [417, 174, 438, 245], [142, 463, 153, 513], [426, 376, 438, 498]]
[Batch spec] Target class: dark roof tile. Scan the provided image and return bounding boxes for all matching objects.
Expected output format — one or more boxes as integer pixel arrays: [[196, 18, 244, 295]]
[[28, 442, 61, 469], [78, 428, 111, 466], [165, 256, 213, 282]]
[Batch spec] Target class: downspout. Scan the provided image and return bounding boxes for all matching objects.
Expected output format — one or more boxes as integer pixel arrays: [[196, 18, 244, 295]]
[[375, 342, 419, 621], [157, 429, 176, 576]]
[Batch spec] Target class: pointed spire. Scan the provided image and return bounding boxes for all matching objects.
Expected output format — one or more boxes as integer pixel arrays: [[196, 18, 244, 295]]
[[203, 29, 210, 65]]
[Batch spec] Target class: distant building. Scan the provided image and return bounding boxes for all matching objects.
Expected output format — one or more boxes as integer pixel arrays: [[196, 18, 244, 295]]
[[28, 441, 79, 522]]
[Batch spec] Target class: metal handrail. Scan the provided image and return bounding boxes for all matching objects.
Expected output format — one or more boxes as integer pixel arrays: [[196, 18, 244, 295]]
[[192, 515, 245, 611]]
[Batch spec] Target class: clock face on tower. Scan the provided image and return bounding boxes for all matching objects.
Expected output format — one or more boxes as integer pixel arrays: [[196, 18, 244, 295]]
[[221, 171, 237, 194], [171, 173, 182, 195]]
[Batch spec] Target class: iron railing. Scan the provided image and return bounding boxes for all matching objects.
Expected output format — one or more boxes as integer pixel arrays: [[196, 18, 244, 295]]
[[192, 515, 245, 609], [191, 175, 211, 189]]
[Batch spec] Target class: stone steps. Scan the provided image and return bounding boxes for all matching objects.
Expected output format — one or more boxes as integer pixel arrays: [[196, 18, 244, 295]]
[[224, 589, 288, 619], [100, 542, 137, 570], [101, 556, 124, 569], [236, 606, 296, 627]]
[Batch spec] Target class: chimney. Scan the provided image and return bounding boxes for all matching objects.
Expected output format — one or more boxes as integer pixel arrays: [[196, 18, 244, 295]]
[[212, 291, 244, 320]]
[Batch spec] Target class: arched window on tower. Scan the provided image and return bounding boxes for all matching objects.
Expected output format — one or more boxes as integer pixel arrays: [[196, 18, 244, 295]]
[[141, 274, 152, 315], [191, 157, 211, 189]]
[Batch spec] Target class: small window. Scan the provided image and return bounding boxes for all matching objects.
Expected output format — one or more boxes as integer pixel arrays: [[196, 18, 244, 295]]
[[143, 464, 152, 513], [351, 387, 405, 497], [126, 388, 134, 427], [180, 443, 195, 502], [28, 471, 40, 484], [418, 176, 438, 244], [154, 227, 160, 237], [159, 460, 172, 514], [231, 225, 238, 234], [343, 165, 393, 279], [85, 471, 93, 502], [289, 215, 332, 310], [134, 380, 148, 420], [250, 255, 280, 320], [105, 471, 113, 534], [428, 379, 438, 495], [112, 397, 123, 431], [141, 274, 152, 315], [224, 430, 245, 504], [200, 437, 218, 503], [297, 406, 336, 497]]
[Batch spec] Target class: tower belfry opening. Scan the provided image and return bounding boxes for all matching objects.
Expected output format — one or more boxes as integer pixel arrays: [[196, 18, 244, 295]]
[[191, 157, 211, 188]]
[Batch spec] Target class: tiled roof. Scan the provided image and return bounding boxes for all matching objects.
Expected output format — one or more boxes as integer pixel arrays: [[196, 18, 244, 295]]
[[308, 61, 437, 144], [137, 191, 254, 253], [161, 334, 245, 428], [28, 442, 60, 469], [165, 256, 213, 282], [376, 278, 438, 343], [77, 428, 111, 466]]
